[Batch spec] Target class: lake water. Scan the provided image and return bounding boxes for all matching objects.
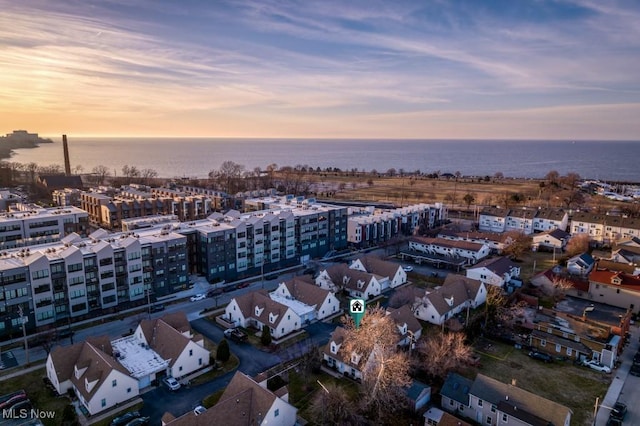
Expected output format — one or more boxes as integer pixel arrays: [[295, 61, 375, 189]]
[[8, 138, 640, 182]]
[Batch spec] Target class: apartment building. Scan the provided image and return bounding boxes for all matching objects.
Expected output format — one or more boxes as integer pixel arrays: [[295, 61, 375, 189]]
[[80, 186, 214, 229], [0, 204, 88, 250], [0, 226, 188, 339]]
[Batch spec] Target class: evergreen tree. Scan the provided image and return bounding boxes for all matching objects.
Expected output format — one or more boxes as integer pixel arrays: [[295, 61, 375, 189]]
[[216, 338, 230, 362], [261, 325, 272, 346]]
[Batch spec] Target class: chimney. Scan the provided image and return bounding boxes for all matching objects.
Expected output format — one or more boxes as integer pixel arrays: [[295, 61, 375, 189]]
[[63, 134, 71, 175], [511, 378, 517, 386]]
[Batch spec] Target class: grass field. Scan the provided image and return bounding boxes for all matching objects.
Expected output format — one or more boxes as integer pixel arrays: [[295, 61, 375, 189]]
[[473, 338, 609, 426]]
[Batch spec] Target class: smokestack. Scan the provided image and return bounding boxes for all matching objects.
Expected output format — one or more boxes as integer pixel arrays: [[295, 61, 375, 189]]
[[62, 134, 71, 175]]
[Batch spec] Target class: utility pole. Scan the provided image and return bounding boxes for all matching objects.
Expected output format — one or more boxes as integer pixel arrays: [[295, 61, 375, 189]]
[[18, 305, 29, 365]]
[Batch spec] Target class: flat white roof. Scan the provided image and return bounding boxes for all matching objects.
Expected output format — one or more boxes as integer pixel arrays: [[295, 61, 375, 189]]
[[111, 335, 169, 379], [269, 292, 315, 317]]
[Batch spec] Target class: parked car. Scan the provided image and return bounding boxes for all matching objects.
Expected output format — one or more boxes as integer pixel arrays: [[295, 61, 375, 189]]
[[265, 273, 278, 280], [583, 360, 611, 373], [150, 303, 165, 312], [224, 328, 248, 342], [56, 328, 75, 340], [223, 284, 238, 293], [124, 417, 150, 426], [633, 351, 640, 365], [110, 411, 140, 426], [528, 351, 552, 363], [190, 293, 206, 302], [610, 402, 627, 420], [193, 406, 206, 416], [207, 288, 223, 297], [237, 282, 250, 289], [606, 418, 622, 426], [630, 363, 640, 376], [163, 377, 181, 391], [403, 265, 414, 272]]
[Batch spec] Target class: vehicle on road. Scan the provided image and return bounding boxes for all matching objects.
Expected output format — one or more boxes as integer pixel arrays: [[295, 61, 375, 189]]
[[610, 402, 627, 420], [265, 273, 279, 280], [629, 363, 640, 376], [224, 328, 248, 342], [190, 293, 206, 302], [193, 406, 206, 416], [582, 359, 611, 373], [403, 265, 414, 272], [633, 351, 640, 365], [163, 377, 181, 391], [207, 288, 223, 297], [237, 282, 250, 289], [528, 351, 552, 363], [606, 418, 622, 426], [223, 284, 238, 292], [110, 411, 140, 426]]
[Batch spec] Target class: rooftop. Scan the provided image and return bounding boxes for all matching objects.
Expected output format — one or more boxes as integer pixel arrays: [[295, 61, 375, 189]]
[[110, 335, 169, 379], [269, 292, 316, 317]]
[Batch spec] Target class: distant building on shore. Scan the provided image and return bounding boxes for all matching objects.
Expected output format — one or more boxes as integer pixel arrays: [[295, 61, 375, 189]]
[[2, 130, 39, 142]]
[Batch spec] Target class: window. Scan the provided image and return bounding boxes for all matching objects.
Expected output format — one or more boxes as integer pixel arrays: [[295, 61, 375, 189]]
[[567, 348, 572, 356], [502, 413, 508, 422], [541, 339, 546, 347], [274, 409, 279, 417], [127, 387, 131, 393], [556, 344, 561, 352], [112, 379, 117, 387], [101, 399, 106, 407], [491, 404, 496, 413], [486, 416, 492, 425], [189, 349, 193, 357], [199, 358, 202, 366], [179, 366, 183, 372], [449, 399, 454, 406], [478, 399, 483, 407]]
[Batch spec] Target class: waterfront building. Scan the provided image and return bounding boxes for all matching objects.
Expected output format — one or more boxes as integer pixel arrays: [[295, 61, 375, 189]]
[[479, 207, 568, 234], [570, 212, 640, 245]]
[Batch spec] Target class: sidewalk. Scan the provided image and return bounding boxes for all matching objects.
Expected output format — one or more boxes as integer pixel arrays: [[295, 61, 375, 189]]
[[594, 324, 639, 425]]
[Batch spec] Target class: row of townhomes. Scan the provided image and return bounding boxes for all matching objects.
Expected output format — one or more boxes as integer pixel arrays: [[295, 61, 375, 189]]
[[407, 236, 491, 266], [441, 373, 572, 426], [46, 312, 210, 415], [222, 255, 406, 339], [347, 203, 447, 248], [479, 206, 640, 247], [479, 207, 569, 234]]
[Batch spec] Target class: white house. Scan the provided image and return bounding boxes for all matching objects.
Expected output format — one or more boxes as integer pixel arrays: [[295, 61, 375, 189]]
[[162, 371, 297, 426], [135, 312, 210, 380], [438, 229, 513, 254], [46, 336, 139, 416], [323, 327, 373, 381], [567, 252, 595, 276], [531, 228, 570, 251], [349, 255, 407, 290], [465, 257, 521, 288], [386, 305, 422, 347], [316, 264, 382, 300], [225, 290, 302, 339], [273, 277, 341, 321], [408, 237, 490, 265], [413, 275, 486, 325], [504, 208, 536, 234]]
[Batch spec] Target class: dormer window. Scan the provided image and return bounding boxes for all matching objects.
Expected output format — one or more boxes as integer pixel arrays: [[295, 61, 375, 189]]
[[331, 343, 337, 354], [612, 277, 622, 285]]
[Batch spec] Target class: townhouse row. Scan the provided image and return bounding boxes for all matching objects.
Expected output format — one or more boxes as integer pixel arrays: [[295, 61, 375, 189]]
[[479, 206, 640, 246]]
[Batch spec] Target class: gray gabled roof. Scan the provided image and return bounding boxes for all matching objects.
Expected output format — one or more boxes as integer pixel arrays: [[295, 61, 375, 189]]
[[440, 372, 473, 405]]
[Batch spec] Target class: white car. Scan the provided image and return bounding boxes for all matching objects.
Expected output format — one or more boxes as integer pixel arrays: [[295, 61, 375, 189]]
[[163, 376, 181, 391], [190, 293, 206, 302], [193, 406, 206, 416], [403, 265, 414, 272], [583, 360, 611, 373]]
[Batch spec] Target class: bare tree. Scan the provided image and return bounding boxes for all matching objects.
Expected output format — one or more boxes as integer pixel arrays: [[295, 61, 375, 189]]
[[38, 164, 63, 174], [418, 331, 472, 378], [463, 193, 475, 210], [341, 307, 411, 416], [565, 233, 590, 257], [91, 165, 110, 185], [550, 276, 574, 302], [388, 286, 415, 309], [73, 165, 84, 175], [502, 231, 532, 260], [140, 168, 158, 185], [494, 171, 504, 180], [309, 382, 362, 426], [121, 164, 140, 183]]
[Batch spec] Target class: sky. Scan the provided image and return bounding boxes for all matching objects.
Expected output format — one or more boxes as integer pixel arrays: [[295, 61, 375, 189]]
[[1, 0, 639, 139]]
